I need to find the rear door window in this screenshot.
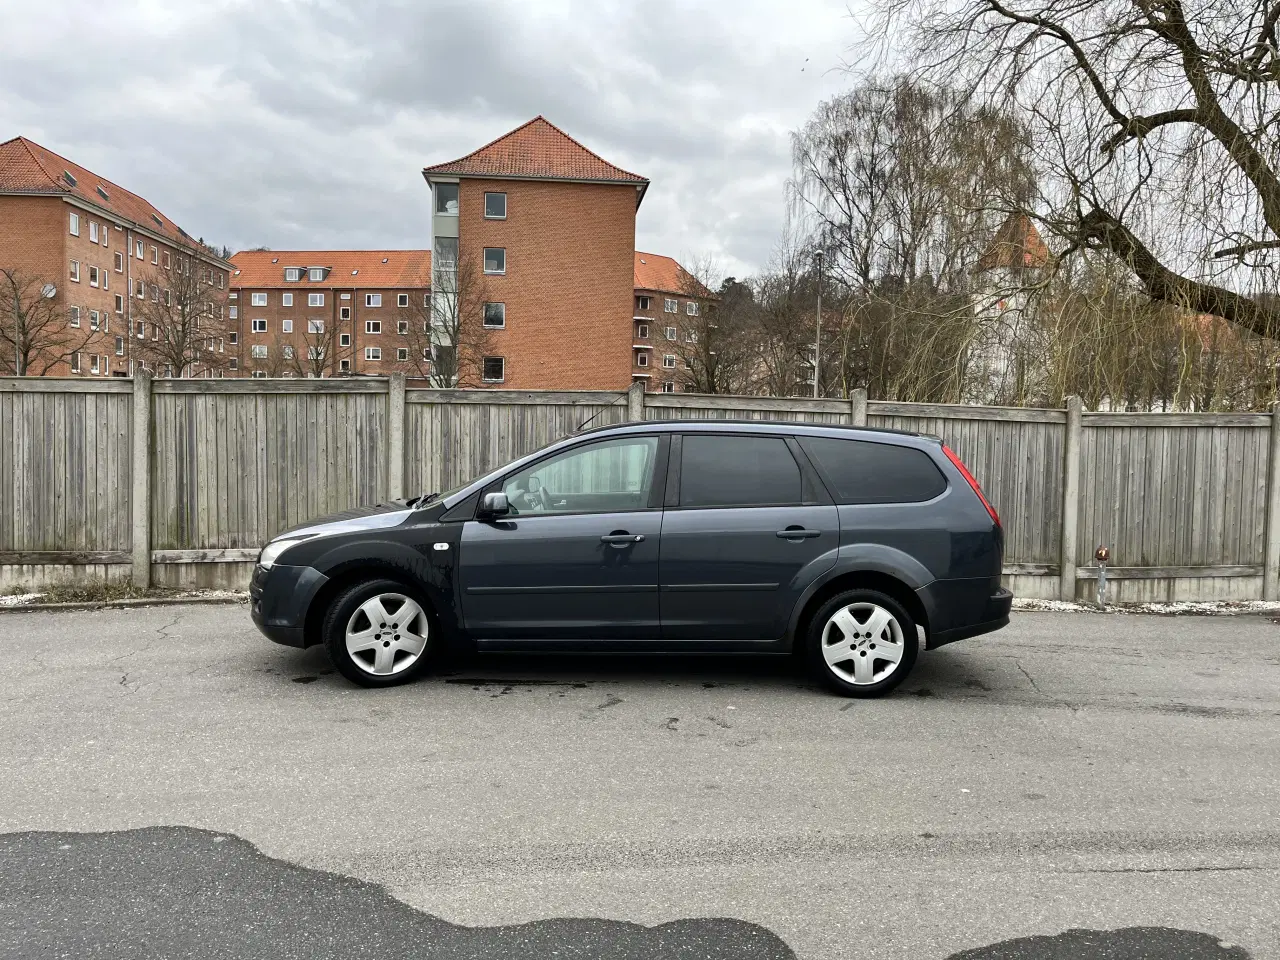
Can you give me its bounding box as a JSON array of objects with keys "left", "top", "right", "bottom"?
[
  {"left": 799, "top": 437, "right": 946, "bottom": 504},
  {"left": 679, "top": 435, "right": 801, "bottom": 507}
]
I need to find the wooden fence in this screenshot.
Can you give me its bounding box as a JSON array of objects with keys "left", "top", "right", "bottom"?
[{"left": 2, "top": 375, "right": 1277, "bottom": 602}]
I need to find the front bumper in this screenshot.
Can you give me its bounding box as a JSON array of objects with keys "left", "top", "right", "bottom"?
[
  {"left": 918, "top": 579, "right": 1013, "bottom": 649},
  {"left": 249, "top": 562, "right": 330, "bottom": 648}
]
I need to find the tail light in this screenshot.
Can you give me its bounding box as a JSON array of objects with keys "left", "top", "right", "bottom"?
[{"left": 942, "top": 444, "right": 1001, "bottom": 529}]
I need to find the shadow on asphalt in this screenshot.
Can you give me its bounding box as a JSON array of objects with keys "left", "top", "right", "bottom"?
[{"left": 0, "top": 827, "right": 1250, "bottom": 959}]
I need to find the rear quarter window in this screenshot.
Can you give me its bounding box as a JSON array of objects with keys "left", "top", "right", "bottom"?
[{"left": 799, "top": 436, "right": 947, "bottom": 504}]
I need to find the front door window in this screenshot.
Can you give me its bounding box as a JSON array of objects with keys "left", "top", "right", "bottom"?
[{"left": 502, "top": 437, "right": 659, "bottom": 515}]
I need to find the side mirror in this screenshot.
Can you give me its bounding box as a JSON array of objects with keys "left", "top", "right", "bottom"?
[{"left": 479, "top": 492, "right": 510, "bottom": 518}]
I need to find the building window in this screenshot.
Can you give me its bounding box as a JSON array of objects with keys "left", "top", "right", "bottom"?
[
  {"left": 636, "top": 352, "right": 649, "bottom": 367},
  {"left": 397, "top": 293, "right": 408, "bottom": 307},
  {"left": 434, "top": 182, "right": 459, "bottom": 215},
  {"left": 687, "top": 301, "right": 700, "bottom": 316},
  {"left": 217, "top": 272, "right": 224, "bottom": 289},
  {"left": 308, "top": 319, "right": 324, "bottom": 334},
  {"left": 163, "top": 251, "right": 171, "bottom": 269},
  {"left": 69, "top": 306, "right": 80, "bottom": 328},
  {"left": 366, "top": 293, "right": 382, "bottom": 307},
  {"left": 308, "top": 267, "right": 325, "bottom": 282},
  {"left": 151, "top": 245, "right": 159, "bottom": 264},
  {"left": 365, "top": 347, "right": 381, "bottom": 361},
  {"left": 251, "top": 292, "right": 267, "bottom": 306},
  {"left": 482, "top": 356, "right": 505, "bottom": 382},
  {"left": 665, "top": 326, "right": 676, "bottom": 340},
  {"left": 136, "top": 280, "right": 145, "bottom": 299},
  {"left": 637, "top": 323, "right": 649, "bottom": 339},
  {"left": 308, "top": 293, "right": 324, "bottom": 307},
  {"left": 284, "top": 268, "right": 302, "bottom": 282},
  {"left": 229, "top": 306, "right": 237, "bottom": 319},
  {"left": 484, "top": 192, "right": 507, "bottom": 219},
  {"left": 114, "top": 294, "right": 124, "bottom": 314},
  {"left": 339, "top": 333, "right": 351, "bottom": 346},
  {"left": 283, "top": 345, "right": 294, "bottom": 360},
  {"left": 397, "top": 347, "right": 409, "bottom": 361},
  {"left": 71, "top": 352, "right": 81, "bottom": 373},
  {"left": 282, "top": 319, "right": 293, "bottom": 333},
  {"left": 229, "top": 332, "right": 237, "bottom": 345},
  {"left": 663, "top": 354, "right": 676, "bottom": 368},
  {"left": 115, "top": 336, "right": 124, "bottom": 356},
  {"left": 135, "top": 240, "right": 144, "bottom": 260},
  {"left": 252, "top": 370, "right": 267, "bottom": 379},
  {"left": 339, "top": 359, "right": 351, "bottom": 372},
  {"left": 90, "top": 355, "right": 100, "bottom": 374},
  {"left": 340, "top": 306, "right": 351, "bottom": 320},
  {"left": 424, "top": 293, "right": 430, "bottom": 308},
  {"left": 102, "top": 272, "right": 108, "bottom": 291},
  {"left": 685, "top": 331, "right": 698, "bottom": 343},
  {"left": 483, "top": 248, "right": 506, "bottom": 274},
  {"left": 135, "top": 321, "right": 144, "bottom": 338},
  {"left": 89, "top": 221, "right": 99, "bottom": 243},
  {"left": 89, "top": 310, "right": 100, "bottom": 331},
  {"left": 664, "top": 298, "right": 677, "bottom": 313},
  {"left": 483, "top": 302, "right": 506, "bottom": 328},
  {"left": 69, "top": 260, "right": 80, "bottom": 282},
  {"left": 251, "top": 319, "right": 267, "bottom": 333},
  {"left": 88, "top": 266, "right": 99, "bottom": 287},
  {"left": 229, "top": 358, "right": 238, "bottom": 371},
  {"left": 661, "top": 381, "right": 675, "bottom": 393},
  {"left": 251, "top": 345, "right": 268, "bottom": 359},
  {"left": 282, "top": 293, "right": 293, "bottom": 307},
  {"left": 69, "top": 213, "right": 80, "bottom": 236},
  {"left": 636, "top": 296, "right": 651, "bottom": 311},
  {"left": 114, "top": 251, "right": 124, "bottom": 272},
  {"left": 366, "top": 320, "right": 381, "bottom": 334}
]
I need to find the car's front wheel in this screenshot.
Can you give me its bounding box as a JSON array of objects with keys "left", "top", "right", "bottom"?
[
  {"left": 323, "top": 578, "right": 433, "bottom": 687},
  {"left": 807, "top": 589, "right": 918, "bottom": 697}
]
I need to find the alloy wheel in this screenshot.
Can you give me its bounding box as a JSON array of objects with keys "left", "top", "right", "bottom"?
[
  {"left": 344, "top": 593, "right": 428, "bottom": 676},
  {"left": 820, "top": 601, "right": 906, "bottom": 685}
]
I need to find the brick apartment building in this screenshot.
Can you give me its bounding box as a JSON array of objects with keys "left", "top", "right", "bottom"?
[
  {"left": 228, "top": 251, "right": 432, "bottom": 377},
  {"left": 422, "top": 116, "right": 649, "bottom": 390},
  {"left": 0, "top": 136, "right": 232, "bottom": 378},
  {"left": 632, "top": 251, "right": 706, "bottom": 392}
]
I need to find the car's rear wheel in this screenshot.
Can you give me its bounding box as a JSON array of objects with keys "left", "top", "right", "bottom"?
[
  {"left": 323, "top": 578, "right": 433, "bottom": 688},
  {"left": 807, "top": 589, "right": 918, "bottom": 697}
]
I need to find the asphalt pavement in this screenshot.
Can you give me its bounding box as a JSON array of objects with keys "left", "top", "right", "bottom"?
[{"left": 0, "top": 604, "right": 1277, "bottom": 958}]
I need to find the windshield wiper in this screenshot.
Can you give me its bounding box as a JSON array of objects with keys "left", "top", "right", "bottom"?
[{"left": 408, "top": 491, "right": 439, "bottom": 508}]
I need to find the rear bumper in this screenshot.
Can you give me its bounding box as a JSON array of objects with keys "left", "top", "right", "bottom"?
[
  {"left": 249, "top": 563, "right": 329, "bottom": 648},
  {"left": 917, "top": 580, "right": 1013, "bottom": 650}
]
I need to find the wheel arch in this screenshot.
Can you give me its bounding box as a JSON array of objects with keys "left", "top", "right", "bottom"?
[{"left": 788, "top": 568, "right": 931, "bottom": 653}]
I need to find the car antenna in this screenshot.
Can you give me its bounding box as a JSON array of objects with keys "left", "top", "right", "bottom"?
[{"left": 574, "top": 391, "right": 628, "bottom": 435}]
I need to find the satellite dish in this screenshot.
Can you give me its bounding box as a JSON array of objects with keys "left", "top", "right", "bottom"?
[{"left": 41, "top": 284, "right": 57, "bottom": 299}]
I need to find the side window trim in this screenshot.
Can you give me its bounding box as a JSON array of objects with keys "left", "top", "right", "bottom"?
[
  {"left": 663, "top": 434, "right": 682, "bottom": 508},
  {"left": 784, "top": 436, "right": 833, "bottom": 506},
  {"left": 673, "top": 432, "right": 807, "bottom": 510},
  {"left": 481, "top": 435, "right": 667, "bottom": 517}
]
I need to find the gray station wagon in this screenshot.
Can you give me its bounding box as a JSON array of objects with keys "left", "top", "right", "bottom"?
[{"left": 250, "top": 420, "right": 1012, "bottom": 697}]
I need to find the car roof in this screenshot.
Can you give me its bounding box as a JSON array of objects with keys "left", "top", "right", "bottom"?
[{"left": 575, "top": 418, "right": 928, "bottom": 443}]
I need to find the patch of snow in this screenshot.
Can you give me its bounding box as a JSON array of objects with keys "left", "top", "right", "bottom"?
[
  {"left": 1013, "top": 597, "right": 1280, "bottom": 616},
  {"left": 0, "top": 593, "right": 45, "bottom": 607}
]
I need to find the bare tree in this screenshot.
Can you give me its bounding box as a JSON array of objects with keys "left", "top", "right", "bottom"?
[
  {"left": 288, "top": 319, "right": 347, "bottom": 378},
  {"left": 866, "top": 0, "right": 1280, "bottom": 337},
  {"left": 666, "top": 259, "right": 759, "bottom": 395},
  {"left": 0, "top": 267, "right": 94, "bottom": 375},
  {"left": 131, "top": 254, "right": 231, "bottom": 377},
  {"left": 404, "top": 253, "right": 493, "bottom": 386}
]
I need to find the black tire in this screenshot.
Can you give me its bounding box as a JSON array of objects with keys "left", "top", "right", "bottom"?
[
  {"left": 806, "top": 588, "right": 919, "bottom": 698},
  {"left": 322, "top": 577, "right": 434, "bottom": 688}
]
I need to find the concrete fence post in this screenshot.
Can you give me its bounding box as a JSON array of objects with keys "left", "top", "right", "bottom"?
[
  {"left": 387, "top": 373, "right": 407, "bottom": 500},
  {"left": 1059, "top": 396, "right": 1083, "bottom": 602},
  {"left": 626, "top": 381, "right": 645, "bottom": 422},
  {"left": 850, "top": 388, "right": 868, "bottom": 427},
  {"left": 1265, "top": 401, "right": 1280, "bottom": 600},
  {"left": 131, "top": 371, "right": 152, "bottom": 589}
]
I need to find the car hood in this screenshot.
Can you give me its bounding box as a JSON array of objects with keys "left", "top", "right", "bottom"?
[{"left": 272, "top": 502, "right": 413, "bottom": 543}]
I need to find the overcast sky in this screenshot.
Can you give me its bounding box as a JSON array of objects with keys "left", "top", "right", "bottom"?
[{"left": 1, "top": 0, "right": 861, "bottom": 277}]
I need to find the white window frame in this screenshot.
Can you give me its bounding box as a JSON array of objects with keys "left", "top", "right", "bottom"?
[
  {"left": 482, "top": 356, "right": 505, "bottom": 383},
  {"left": 88, "top": 265, "right": 99, "bottom": 288},
  {"left": 340, "top": 306, "right": 351, "bottom": 320},
  {"left": 284, "top": 268, "right": 302, "bottom": 282},
  {"left": 308, "top": 267, "right": 325, "bottom": 282},
  {"left": 252, "top": 370, "right": 267, "bottom": 379},
  {"left": 282, "top": 345, "right": 294, "bottom": 360},
  {"left": 250, "top": 344, "right": 268, "bottom": 359},
  {"left": 71, "top": 352, "right": 81, "bottom": 373},
  {"left": 151, "top": 245, "right": 158, "bottom": 264},
  {"left": 483, "top": 247, "right": 506, "bottom": 275},
  {"left": 69, "top": 306, "right": 81, "bottom": 328},
  {"left": 662, "top": 381, "right": 675, "bottom": 393},
  {"left": 89, "top": 310, "right": 99, "bottom": 331},
  {"left": 484, "top": 191, "right": 507, "bottom": 219},
  {"left": 663, "top": 354, "right": 677, "bottom": 369},
  {"left": 282, "top": 319, "right": 293, "bottom": 333},
  {"left": 339, "top": 359, "right": 351, "bottom": 372},
  {"left": 397, "top": 293, "right": 409, "bottom": 307},
  {"left": 135, "top": 280, "right": 145, "bottom": 300},
  {"left": 366, "top": 320, "right": 381, "bottom": 334},
  {"left": 686, "top": 301, "right": 700, "bottom": 316},
  {"left": 250, "top": 292, "right": 267, "bottom": 306},
  {"left": 163, "top": 251, "right": 171, "bottom": 269},
  {"left": 115, "top": 336, "right": 125, "bottom": 356},
  {"left": 89, "top": 221, "right": 99, "bottom": 243},
  {"left": 636, "top": 296, "right": 651, "bottom": 311},
  {"left": 637, "top": 323, "right": 649, "bottom": 339},
  {"left": 114, "top": 251, "right": 124, "bottom": 273},
  {"left": 69, "top": 260, "right": 80, "bottom": 282},
  {"left": 397, "top": 320, "right": 408, "bottom": 335},
  {"left": 135, "top": 240, "right": 144, "bottom": 260},
  {"left": 282, "top": 293, "right": 293, "bottom": 307},
  {"left": 251, "top": 318, "right": 267, "bottom": 333},
  {"left": 308, "top": 293, "right": 324, "bottom": 307},
  {"left": 397, "top": 347, "right": 409, "bottom": 361},
  {"left": 665, "top": 326, "right": 676, "bottom": 340},
  {"left": 664, "top": 298, "right": 677, "bottom": 313},
  {"left": 308, "top": 319, "right": 324, "bottom": 334},
  {"left": 69, "top": 213, "right": 80, "bottom": 236},
  {"left": 228, "top": 306, "right": 237, "bottom": 319},
  {"left": 114, "top": 294, "right": 124, "bottom": 315},
  {"left": 483, "top": 302, "right": 506, "bottom": 328},
  {"left": 636, "top": 352, "right": 649, "bottom": 367},
  {"left": 365, "top": 347, "right": 381, "bottom": 361},
  {"left": 90, "top": 354, "right": 100, "bottom": 374},
  {"left": 365, "top": 293, "right": 382, "bottom": 308}
]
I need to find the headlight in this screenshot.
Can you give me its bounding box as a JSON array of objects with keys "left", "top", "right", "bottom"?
[{"left": 257, "top": 536, "right": 314, "bottom": 570}]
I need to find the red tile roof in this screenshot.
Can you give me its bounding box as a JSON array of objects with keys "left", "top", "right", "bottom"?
[
  {"left": 975, "top": 213, "right": 1052, "bottom": 272},
  {"left": 424, "top": 117, "right": 648, "bottom": 200},
  {"left": 0, "top": 135, "right": 220, "bottom": 258},
  {"left": 230, "top": 250, "right": 432, "bottom": 289},
  {"left": 633, "top": 251, "right": 707, "bottom": 296}
]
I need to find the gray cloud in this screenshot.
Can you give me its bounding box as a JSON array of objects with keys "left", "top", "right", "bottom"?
[{"left": 0, "top": 0, "right": 858, "bottom": 275}]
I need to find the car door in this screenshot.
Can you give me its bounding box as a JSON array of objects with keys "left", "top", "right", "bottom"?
[
  {"left": 459, "top": 434, "right": 667, "bottom": 642},
  {"left": 659, "top": 432, "right": 838, "bottom": 642}
]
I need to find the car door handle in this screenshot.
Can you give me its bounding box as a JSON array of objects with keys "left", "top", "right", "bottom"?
[
  {"left": 776, "top": 528, "right": 821, "bottom": 540},
  {"left": 601, "top": 534, "right": 644, "bottom": 545}
]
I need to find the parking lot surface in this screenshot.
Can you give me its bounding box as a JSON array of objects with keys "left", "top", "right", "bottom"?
[{"left": 0, "top": 605, "right": 1277, "bottom": 958}]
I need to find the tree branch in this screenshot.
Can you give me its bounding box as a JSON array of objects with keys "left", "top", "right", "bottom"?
[{"left": 1099, "top": 109, "right": 1199, "bottom": 154}]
